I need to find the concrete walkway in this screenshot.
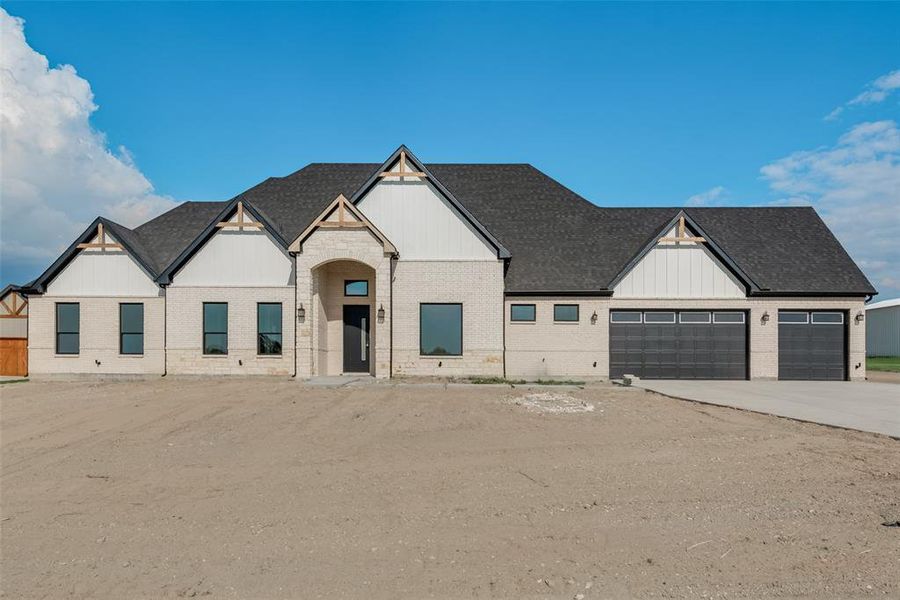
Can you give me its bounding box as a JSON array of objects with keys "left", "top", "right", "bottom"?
[{"left": 632, "top": 380, "right": 900, "bottom": 438}]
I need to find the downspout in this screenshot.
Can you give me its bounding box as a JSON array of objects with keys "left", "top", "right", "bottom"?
[
  {"left": 389, "top": 256, "right": 395, "bottom": 378},
  {"left": 291, "top": 252, "right": 298, "bottom": 378},
  {"left": 162, "top": 285, "right": 167, "bottom": 377}
]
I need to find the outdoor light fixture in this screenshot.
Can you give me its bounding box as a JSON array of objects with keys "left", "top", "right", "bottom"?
[
  {"left": 377, "top": 304, "right": 385, "bottom": 322},
  {"left": 761, "top": 311, "right": 770, "bottom": 323},
  {"left": 855, "top": 311, "right": 864, "bottom": 324},
  {"left": 591, "top": 311, "right": 598, "bottom": 324},
  {"left": 297, "top": 304, "right": 305, "bottom": 321}
]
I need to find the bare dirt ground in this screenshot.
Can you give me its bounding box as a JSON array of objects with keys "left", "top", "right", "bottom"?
[{"left": 1, "top": 379, "right": 898, "bottom": 599}]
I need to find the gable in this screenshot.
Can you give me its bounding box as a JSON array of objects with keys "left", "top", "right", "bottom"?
[
  {"left": 171, "top": 205, "right": 293, "bottom": 287},
  {"left": 613, "top": 223, "right": 746, "bottom": 298},
  {"left": 356, "top": 155, "right": 497, "bottom": 260},
  {"left": 45, "top": 231, "right": 160, "bottom": 297}
]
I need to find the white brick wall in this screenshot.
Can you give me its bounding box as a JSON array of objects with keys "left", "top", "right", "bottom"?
[
  {"left": 505, "top": 296, "right": 867, "bottom": 381},
  {"left": 392, "top": 260, "right": 504, "bottom": 377},
  {"left": 28, "top": 296, "right": 165, "bottom": 375},
  {"left": 166, "top": 287, "right": 295, "bottom": 375}
]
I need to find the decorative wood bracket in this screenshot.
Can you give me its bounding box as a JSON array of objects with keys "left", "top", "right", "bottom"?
[
  {"left": 0, "top": 292, "right": 27, "bottom": 318},
  {"left": 216, "top": 201, "right": 265, "bottom": 230},
  {"left": 658, "top": 215, "right": 706, "bottom": 244},
  {"left": 377, "top": 150, "right": 426, "bottom": 179},
  {"left": 289, "top": 194, "right": 397, "bottom": 253},
  {"left": 314, "top": 194, "right": 367, "bottom": 229},
  {"left": 76, "top": 222, "right": 124, "bottom": 250}
]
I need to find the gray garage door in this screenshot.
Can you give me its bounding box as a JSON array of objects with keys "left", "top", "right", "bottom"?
[
  {"left": 610, "top": 311, "right": 747, "bottom": 379},
  {"left": 778, "top": 311, "right": 846, "bottom": 381}
]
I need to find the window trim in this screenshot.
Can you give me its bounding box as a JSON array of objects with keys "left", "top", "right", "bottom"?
[
  {"left": 811, "top": 311, "right": 844, "bottom": 325},
  {"left": 679, "top": 311, "right": 711, "bottom": 324},
  {"left": 553, "top": 304, "right": 580, "bottom": 323},
  {"left": 202, "top": 302, "right": 228, "bottom": 356},
  {"left": 713, "top": 312, "right": 745, "bottom": 324},
  {"left": 419, "top": 302, "right": 463, "bottom": 357},
  {"left": 610, "top": 311, "right": 642, "bottom": 324},
  {"left": 643, "top": 311, "right": 676, "bottom": 324},
  {"left": 257, "top": 302, "right": 283, "bottom": 356},
  {"left": 55, "top": 302, "right": 80, "bottom": 355},
  {"left": 778, "top": 311, "right": 809, "bottom": 325},
  {"left": 119, "top": 302, "right": 144, "bottom": 356},
  {"left": 344, "top": 280, "right": 369, "bottom": 297},
  {"left": 510, "top": 303, "right": 536, "bottom": 322}
]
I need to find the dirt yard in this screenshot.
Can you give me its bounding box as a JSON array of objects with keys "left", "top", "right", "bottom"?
[{"left": 1, "top": 379, "right": 897, "bottom": 599}]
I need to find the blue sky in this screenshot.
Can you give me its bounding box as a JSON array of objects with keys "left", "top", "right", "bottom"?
[{"left": 1, "top": 2, "right": 898, "bottom": 295}]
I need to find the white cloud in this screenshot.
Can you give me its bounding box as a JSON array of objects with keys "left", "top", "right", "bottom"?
[
  {"left": 686, "top": 186, "right": 726, "bottom": 206},
  {"left": 761, "top": 120, "right": 900, "bottom": 298},
  {"left": 825, "top": 68, "right": 900, "bottom": 121},
  {"left": 0, "top": 8, "right": 178, "bottom": 275}
]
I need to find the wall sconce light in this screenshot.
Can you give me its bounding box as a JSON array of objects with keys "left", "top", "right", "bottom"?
[
  {"left": 591, "top": 311, "right": 598, "bottom": 324},
  {"left": 377, "top": 304, "right": 385, "bottom": 322},
  {"left": 761, "top": 311, "right": 770, "bottom": 324},
  {"left": 855, "top": 311, "right": 864, "bottom": 324},
  {"left": 297, "top": 304, "right": 305, "bottom": 321}
]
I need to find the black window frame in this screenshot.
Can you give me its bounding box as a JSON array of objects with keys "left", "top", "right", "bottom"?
[
  {"left": 553, "top": 304, "right": 579, "bottom": 322},
  {"left": 119, "top": 302, "right": 144, "bottom": 356},
  {"left": 419, "top": 302, "right": 463, "bottom": 357},
  {"left": 344, "top": 280, "right": 369, "bottom": 297},
  {"left": 510, "top": 303, "right": 536, "bottom": 322},
  {"left": 55, "top": 302, "right": 80, "bottom": 355},
  {"left": 202, "top": 302, "right": 228, "bottom": 355},
  {"left": 257, "top": 302, "right": 283, "bottom": 356}
]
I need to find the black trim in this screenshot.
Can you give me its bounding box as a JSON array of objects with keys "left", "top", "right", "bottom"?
[
  {"left": 607, "top": 210, "right": 760, "bottom": 294},
  {"left": 30, "top": 217, "right": 159, "bottom": 294},
  {"left": 344, "top": 280, "right": 369, "bottom": 297},
  {"left": 509, "top": 303, "right": 536, "bottom": 322},
  {"left": 202, "top": 302, "right": 228, "bottom": 356},
  {"left": 506, "top": 290, "right": 613, "bottom": 297},
  {"left": 749, "top": 291, "right": 872, "bottom": 298},
  {"left": 157, "top": 199, "right": 288, "bottom": 285},
  {"left": 553, "top": 304, "right": 580, "bottom": 322},
  {"left": 349, "top": 145, "right": 512, "bottom": 259},
  {"left": 119, "top": 302, "right": 144, "bottom": 356},
  {"left": 55, "top": 302, "right": 80, "bottom": 355},
  {"left": 419, "top": 302, "right": 463, "bottom": 357},
  {"left": 257, "top": 302, "right": 283, "bottom": 356}
]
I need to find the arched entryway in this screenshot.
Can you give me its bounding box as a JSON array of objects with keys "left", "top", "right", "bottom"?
[{"left": 310, "top": 259, "right": 378, "bottom": 376}]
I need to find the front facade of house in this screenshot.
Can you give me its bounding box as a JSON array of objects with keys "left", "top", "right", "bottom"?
[{"left": 21, "top": 147, "right": 876, "bottom": 381}]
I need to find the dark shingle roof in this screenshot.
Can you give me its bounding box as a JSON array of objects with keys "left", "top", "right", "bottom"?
[
  {"left": 88, "top": 163, "right": 874, "bottom": 296},
  {"left": 134, "top": 201, "right": 228, "bottom": 273}
]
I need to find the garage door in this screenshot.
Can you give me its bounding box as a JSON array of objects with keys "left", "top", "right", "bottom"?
[
  {"left": 610, "top": 311, "right": 747, "bottom": 379},
  {"left": 778, "top": 311, "right": 846, "bottom": 381}
]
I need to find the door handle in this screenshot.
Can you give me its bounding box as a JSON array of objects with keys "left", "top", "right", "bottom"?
[{"left": 361, "top": 317, "right": 367, "bottom": 361}]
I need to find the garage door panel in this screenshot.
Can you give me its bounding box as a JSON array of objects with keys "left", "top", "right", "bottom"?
[
  {"left": 777, "top": 311, "right": 845, "bottom": 381},
  {"left": 610, "top": 311, "right": 747, "bottom": 380}
]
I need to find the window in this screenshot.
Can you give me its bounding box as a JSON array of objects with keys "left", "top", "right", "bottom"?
[
  {"left": 713, "top": 312, "right": 745, "bottom": 324},
  {"left": 644, "top": 311, "right": 675, "bottom": 323},
  {"left": 553, "top": 304, "right": 579, "bottom": 322},
  {"left": 679, "top": 312, "right": 711, "bottom": 324},
  {"left": 258, "top": 303, "right": 283, "bottom": 355},
  {"left": 420, "top": 303, "right": 462, "bottom": 356},
  {"left": 56, "top": 303, "right": 79, "bottom": 355},
  {"left": 203, "top": 303, "right": 228, "bottom": 355},
  {"left": 778, "top": 312, "right": 808, "bottom": 324},
  {"left": 344, "top": 280, "right": 368, "bottom": 297},
  {"left": 119, "top": 303, "right": 144, "bottom": 355},
  {"left": 812, "top": 312, "right": 843, "bottom": 324},
  {"left": 510, "top": 304, "right": 536, "bottom": 322},
  {"left": 610, "top": 311, "right": 642, "bottom": 323}
]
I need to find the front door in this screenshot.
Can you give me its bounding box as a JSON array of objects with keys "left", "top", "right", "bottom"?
[{"left": 343, "top": 305, "right": 370, "bottom": 373}]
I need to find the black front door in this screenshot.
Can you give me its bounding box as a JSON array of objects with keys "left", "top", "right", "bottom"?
[{"left": 343, "top": 305, "right": 370, "bottom": 373}]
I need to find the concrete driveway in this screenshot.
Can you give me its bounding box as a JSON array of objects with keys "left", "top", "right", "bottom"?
[{"left": 633, "top": 380, "right": 900, "bottom": 438}]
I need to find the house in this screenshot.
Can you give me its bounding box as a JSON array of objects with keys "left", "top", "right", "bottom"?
[
  {"left": 20, "top": 146, "right": 875, "bottom": 381},
  {"left": 0, "top": 284, "right": 29, "bottom": 376},
  {"left": 865, "top": 298, "right": 900, "bottom": 357}
]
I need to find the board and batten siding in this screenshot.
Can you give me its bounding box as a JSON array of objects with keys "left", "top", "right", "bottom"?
[
  {"left": 45, "top": 233, "right": 160, "bottom": 297},
  {"left": 171, "top": 223, "right": 294, "bottom": 287},
  {"left": 613, "top": 228, "right": 745, "bottom": 299},
  {"left": 356, "top": 178, "right": 496, "bottom": 260}
]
